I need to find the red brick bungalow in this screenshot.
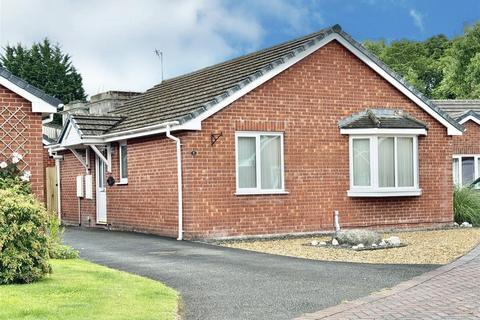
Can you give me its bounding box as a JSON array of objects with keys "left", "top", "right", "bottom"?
[
  {"left": 435, "top": 100, "right": 480, "bottom": 186},
  {"left": 0, "top": 66, "right": 60, "bottom": 203},
  {"left": 48, "top": 25, "right": 464, "bottom": 240}
]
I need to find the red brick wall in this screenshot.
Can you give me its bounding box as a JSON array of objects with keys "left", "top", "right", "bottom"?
[
  {"left": 453, "top": 121, "right": 480, "bottom": 154},
  {"left": 104, "top": 137, "right": 179, "bottom": 237},
  {"left": 59, "top": 138, "right": 179, "bottom": 237},
  {"left": 0, "top": 84, "right": 44, "bottom": 201},
  {"left": 180, "top": 40, "right": 453, "bottom": 238},
  {"left": 59, "top": 151, "right": 96, "bottom": 225},
  {"left": 59, "top": 40, "right": 454, "bottom": 238}
]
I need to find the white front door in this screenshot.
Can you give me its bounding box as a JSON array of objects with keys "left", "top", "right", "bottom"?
[{"left": 96, "top": 154, "right": 107, "bottom": 224}]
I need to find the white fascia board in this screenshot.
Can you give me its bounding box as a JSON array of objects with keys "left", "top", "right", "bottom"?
[
  {"left": 0, "top": 76, "right": 58, "bottom": 113},
  {"left": 459, "top": 115, "right": 480, "bottom": 126},
  {"left": 332, "top": 36, "right": 462, "bottom": 136},
  {"left": 340, "top": 128, "right": 427, "bottom": 135},
  {"left": 101, "top": 121, "right": 199, "bottom": 143}
]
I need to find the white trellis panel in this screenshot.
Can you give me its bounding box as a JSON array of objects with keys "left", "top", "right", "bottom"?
[{"left": 0, "top": 105, "right": 29, "bottom": 171}]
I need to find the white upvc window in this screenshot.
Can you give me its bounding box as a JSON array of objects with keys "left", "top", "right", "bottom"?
[
  {"left": 235, "top": 132, "right": 286, "bottom": 195},
  {"left": 348, "top": 135, "right": 420, "bottom": 197},
  {"left": 118, "top": 140, "right": 128, "bottom": 184},
  {"left": 452, "top": 155, "right": 480, "bottom": 187}
]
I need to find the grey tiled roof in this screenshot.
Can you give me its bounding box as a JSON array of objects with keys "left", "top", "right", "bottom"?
[
  {"left": 109, "top": 26, "right": 334, "bottom": 133},
  {"left": 0, "top": 66, "right": 62, "bottom": 107},
  {"left": 455, "top": 109, "right": 480, "bottom": 123},
  {"left": 72, "top": 114, "right": 124, "bottom": 136},
  {"left": 433, "top": 100, "right": 480, "bottom": 119},
  {"left": 338, "top": 109, "right": 427, "bottom": 129},
  {"left": 101, "top": 24, "right": 461, "bottom": 135},
  {"left": 58, "top": 114, "right": 124, "bottom": 143}
]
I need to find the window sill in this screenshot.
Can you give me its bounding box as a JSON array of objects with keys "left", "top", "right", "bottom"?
[
  {"left": 116, "top": 181, "right": 128, "bottom": 186},
  {"left": 347, "top": 189, "right": 422, "bottom": 197},
  {"left": 235, "top": 190, "right": 289, "bottom": 196}
]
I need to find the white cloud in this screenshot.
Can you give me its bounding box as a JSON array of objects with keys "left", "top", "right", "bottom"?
[
  {"left": 0, "top": 0, "right": 323, "bottom": 97},
  {"left": 409, "top": 9, "right": 425, "bottom": 32}
]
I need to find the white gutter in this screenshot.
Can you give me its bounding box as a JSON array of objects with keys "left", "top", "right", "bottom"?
[
  {"left": 165, "top": 122, "right": 183, "bottom": 240},
  {"left": 92, "top": 120, "right": 200, "bottom": 142}
]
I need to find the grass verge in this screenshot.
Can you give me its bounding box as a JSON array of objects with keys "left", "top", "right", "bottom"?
[
  {"left": 0, "top": 259, "right": 178, "bottom": 320},
  {"left": 223, "top": 228, "right": 480, "bottom": 265}
]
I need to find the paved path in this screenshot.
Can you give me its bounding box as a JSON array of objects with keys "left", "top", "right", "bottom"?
[
  {"left": 296, "top": 244, "right": 480, "bottom": 320},
  {"left": 63, "top": 228, "right": 434, "bottom": 320}
]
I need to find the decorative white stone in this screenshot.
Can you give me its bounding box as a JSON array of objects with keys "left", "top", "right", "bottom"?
[
  {"left": 385, "top": 236, "right": 401, "bottom": 246},
  {"left": 461, "top": 222, "right": 473, "bottom": 228},
  {"left": 357, "top": 244, "right": 364, "bottom": 249},
  {"left": 352, "top": 245, "right": 358, "bottom": 250},
  {"left": 379, "top": 240, "right": 387, "bottom": 246},
  {"left": 331, "top": 239, "right": 339, "bottom": 246},
  {"left": 319, "top": 241, "right": 327, "bottom": 246},
  {"left": 371, "top": 243, "right": 378, "bottom": 248},
  {"left": 453, "top": 222, "right": 459, "bottom": 227},
  {"left": 311, "top": 240, "right": 319, "bottom": 246}
]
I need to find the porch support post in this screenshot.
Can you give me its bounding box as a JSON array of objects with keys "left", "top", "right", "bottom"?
[
  {"left": 69, "top": 148, "right": 89, "bottom": 173},
  {"left": 90, "top": 144, "right": 112, "bottom": 173}
]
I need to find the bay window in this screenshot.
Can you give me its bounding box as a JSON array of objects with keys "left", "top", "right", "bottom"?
[
  {"left": 348, "top": 135, "right": 420, "bottom": 196},
  {"left": 235, "top": 132, "right": 285, "bottom": 194}
]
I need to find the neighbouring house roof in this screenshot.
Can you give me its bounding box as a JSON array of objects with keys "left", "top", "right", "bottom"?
[
  {"left": 52, "top": 24, "right": 464, "bottom": 149},
  {"left": 338, "top": 109, "right": 427, "bottom": 130},
  {"left": 0, "top": 66, "right": 62, "bottom": 112},
  {"left": 433, "top": 100, "right": 480, "bottom": 121},
  {"left": 454, "top": 109, "right": 480, "bottom": 126}
]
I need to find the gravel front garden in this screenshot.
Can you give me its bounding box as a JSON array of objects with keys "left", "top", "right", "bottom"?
[{"left": 221, "top": 228, "right": 480, "bottom": 264}]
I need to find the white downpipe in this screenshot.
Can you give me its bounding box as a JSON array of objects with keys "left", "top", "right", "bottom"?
[{"left": 166, "top": 124, "right": 183, "bottom": 241}]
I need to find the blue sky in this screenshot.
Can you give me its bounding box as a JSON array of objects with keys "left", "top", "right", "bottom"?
[
  {"left": 1, "top": 0, "right": 479, "bottom": 96},
  {"left": 236, "top": 0, "right": 480, "bottom": 50}
]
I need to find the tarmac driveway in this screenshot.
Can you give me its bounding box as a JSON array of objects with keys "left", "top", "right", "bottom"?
[{"left": 63, "top": 228, "right": 436, "bottom": 320}]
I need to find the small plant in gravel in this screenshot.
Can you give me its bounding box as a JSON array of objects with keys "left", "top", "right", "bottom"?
[
  {"left": 334, "top": 229, "right": 382, "bottom": 246},
  {"left": 453, "top": 186, "right": 480, "bottom": 226}
]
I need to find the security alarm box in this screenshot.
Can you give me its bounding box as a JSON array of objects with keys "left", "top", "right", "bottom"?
[
  {"left": 76, "top": 175, "right": 84, "bottom": 198},
  {"left": 84, "top": 175, "right": 93, "bottom": 199}
]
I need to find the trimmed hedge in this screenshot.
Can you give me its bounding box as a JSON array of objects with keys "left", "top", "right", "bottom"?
[{"left": 0, "top": 188, "right": 51, "bottom": 284}]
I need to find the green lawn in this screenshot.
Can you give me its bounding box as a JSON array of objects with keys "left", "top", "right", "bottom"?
[{"left": 0, "top": 259, "right": 179, "bottom": 320}]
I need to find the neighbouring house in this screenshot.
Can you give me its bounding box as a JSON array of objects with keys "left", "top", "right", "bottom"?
[
  {"left": 48, "top": 25, "right": 464, "bottom": 240},
  {"left": 0, "top": 66, "right": 60, "bottom": 203},
  {"left": 434, "top": 100, "right": 480, "bottom": 187}
]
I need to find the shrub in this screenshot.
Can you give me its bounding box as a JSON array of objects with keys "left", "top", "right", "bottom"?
[
  {"left": 0, "top": 188, "right": 51, "bottom": 284},
  {"left": 0, "top": 177, "right": 31, "bottom": 195},
  {"left": 49, "top": 244, "right": 79, "bottom": 259},
  {"left": 47, "top": 215, "right": 79, "bottom": 259},
  {"left": 453, "top": 186, "right": 480, "bottom": 226},
  {"left": 335, "top": 229, "right": 381, "bottom": 246}
]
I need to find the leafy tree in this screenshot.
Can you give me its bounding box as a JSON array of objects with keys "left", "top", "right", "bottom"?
[
  {"left": 364, "top": 36, "right": 450, "bottom": 98},
  {"left": 363, "top": 22, "right": 480, "bottom": 99},
  {"left": 434, "top": 23, "right": 480, "bottom": 99},
  {"left": 0, "top": 39, "right": 86, "bottom": 106}
]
